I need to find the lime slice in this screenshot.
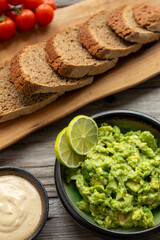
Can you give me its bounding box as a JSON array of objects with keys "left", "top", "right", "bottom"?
[
  {"left": 54, "top": 127, "right": 84, "bottom": 168},
  {"left": 66, "top": 115, "right": 98, "bottom": 155}
]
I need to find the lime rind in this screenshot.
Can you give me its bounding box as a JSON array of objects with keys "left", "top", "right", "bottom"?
[
  {"left": 66, "top": 115, "right": 98, "bottom": 155},
  {"left": 54, "top": 127, "right": 84, "bottom": 168},
  {"left": 54, "top": 115, "right": 98, "bottom": 168}
]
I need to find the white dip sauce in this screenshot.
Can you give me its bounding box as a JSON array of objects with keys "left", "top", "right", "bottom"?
[{"left": 0, "top": 175, "right": 42, "bottom": 240}]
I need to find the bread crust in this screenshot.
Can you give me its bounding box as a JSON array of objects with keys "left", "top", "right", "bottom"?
[
  {"left": 133, "top": 4, "right": 160, "bottom": 32},
  {"left": 78, "top": 10, "right": 142, "bottom": 59},
  {"left": 10, "top": 43, "right": 66, "bottom": 95},
  {"left": 0, "top": 92, "right": 58, "bottom": 123},
  {"left": 45, "top": 25, "right": 118, "bottom": 78},
  {"left": 78, "top": 15, "right": 110, "bottom": 59},
  {"left": 46, "top": 37, "right": 76, "bottom": 77},
  {"left": 10, "top": 42, "right": 93, "bottom": 95},
  {"left": 0, "top": 60, "right": 59, "bottom": 123},
  {"left": 10, "top": 49, "right": 41, "bottom": 95},
  {"left": 107, "top": 5, "right": 160, "bottom": 43}
]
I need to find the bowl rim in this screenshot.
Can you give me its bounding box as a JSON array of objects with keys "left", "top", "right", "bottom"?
[
  {"left": 55, "top": 110, "right": 160, "bottom": 239},
  {"left": 0, "top": 166, "right": 49, "bottom": 240}
]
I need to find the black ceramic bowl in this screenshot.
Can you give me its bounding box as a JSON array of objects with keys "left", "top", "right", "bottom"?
[
  {"left": 55, "top": 110, "right": 160, "bottom": 240},
  {"left": 0, "top": 166, "right": 49, "bottom": 240}
]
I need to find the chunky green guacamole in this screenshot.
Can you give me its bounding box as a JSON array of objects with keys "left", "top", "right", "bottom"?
[{"left": 66, "top": 123, "right": 160, "bottom": 229}]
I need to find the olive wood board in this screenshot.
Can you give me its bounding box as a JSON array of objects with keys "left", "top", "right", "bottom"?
[{"left": 0, "top": 0, "right": 160, "bottom": 150}]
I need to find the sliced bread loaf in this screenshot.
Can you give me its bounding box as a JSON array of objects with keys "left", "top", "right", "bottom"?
[
  {"left": 10, "top": 42, "right": 93, "bottom": 95},
  {"left": 107, "top": 5, "right": 160, "bottom": 43},
  {"left": 0, "top": 60, "right": 59, "bottom": 123},
  {"left": 133, "top": 4, "right": 160, "bottom": 32},
  {"left": 78, "top": 10, "right": 142, "bottom": 59},
  {"left": 45, "top": 25, "right": 118, "bottom": 78}
]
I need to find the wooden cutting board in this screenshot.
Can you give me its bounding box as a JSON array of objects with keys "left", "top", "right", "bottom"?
[{"left": 0, "top": 0, "right": 160, "bottom": 150}]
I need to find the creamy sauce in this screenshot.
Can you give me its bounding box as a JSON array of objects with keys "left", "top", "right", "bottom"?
[{"left": 0, "top": 175, "right": 42, "bottom": 240}]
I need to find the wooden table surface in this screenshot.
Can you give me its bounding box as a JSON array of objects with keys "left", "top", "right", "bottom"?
[{"left": 1, "top": 1, "right": 160, "bottom": 239}]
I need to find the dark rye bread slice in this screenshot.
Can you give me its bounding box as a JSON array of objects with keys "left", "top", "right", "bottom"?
[
  {"left": 46, "top": 25, "right": 118, "bottom": 78},
  {"left": 133, "top": 4, "right": 160, "bottom": 32},
  {"left": 78, "top": 11, "right": 142, "bottom": 59},
  {"left": 10, "top": 42, "right": 93, "bottom": 95},
  {"left": 0, "top": 60, "right": 59, "bottom": 123},
  {"left": 107, "top": 5, "right": 160, "bottom": 44}
]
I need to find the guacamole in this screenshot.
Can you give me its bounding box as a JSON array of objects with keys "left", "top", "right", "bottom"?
[{"left": 66, "top": 123, "right": 160, "bottom": 229}]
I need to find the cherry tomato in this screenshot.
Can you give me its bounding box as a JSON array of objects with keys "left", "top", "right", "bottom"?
[
  {"left": 0, "top": 16, "right": 16, "bottom": 40},
  {"left": 8, "top": 0, "right": 25, "bottom": 6},
  {"left": 43, "top": 0, "right": 57, "bottom": 10},
  {"left": 35, "top": 4, "right": 54, "bottom": 26},
  {"left": 24, "top": 0, "right": 43, "bottom": 11},
  {"left": 0, "top": 0, "right": 8, "bottom": 14},
  {"left": 5, "top": 4, "right": 17, "bottom": 20},
  {"left": 15, "top": 9, "right": 36, "bottom": 31}
]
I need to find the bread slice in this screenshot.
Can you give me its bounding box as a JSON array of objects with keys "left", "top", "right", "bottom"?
[
  {"left": 78, "top": 10, "right": 142, "bottom": 59},
  {"left": 46, "top": 25, "right": 118, "bottom": 78},
  {"left": 133, "top": 4, "right": 160, "bottom": 32},
  {"left": 0, "top": 60, "right": 59, "bottom": 123},
  {"left": 10, "top": 42, "right": 93, "bottom": 95},
  {"left": 107, "top": 5, "right": 160, "bottom": 43}
]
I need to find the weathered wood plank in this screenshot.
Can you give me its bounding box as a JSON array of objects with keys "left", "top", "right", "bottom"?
[
  {"left": 134, "top": 76, "right": 160, "bottom": 88},
  {"left": 42, "top": 198, "right": 104, "bottom": 240},
  {"left": 0, "top": 0, "right": 160, "bottom": 239},
  {"left": 40, "top": 198, "right": 160, "bottom": 240},
  {"left": 0, "top": 64, "right": 159, "bottom": 239},
  {"left": 0, "top": 1, "right": 160, "bottom": 150},
  {"left": 1, "top": 84, "right": 160, "bottom": 184},
  {"left": 55, "top": 0, "right": 84, "bottom": 7}
]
